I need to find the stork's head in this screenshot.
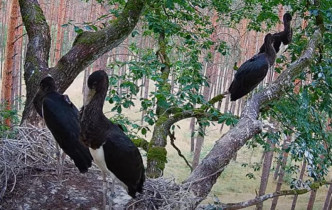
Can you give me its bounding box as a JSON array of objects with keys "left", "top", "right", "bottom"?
[
  {"left": 283, "top": 13, "right": 292, "bottom": 23},
  {"left": 84, "top": 70, "right": 109, "bottom": 106},
  {"left": 40, "top": 75, "right": 56, "bottom": 92}
]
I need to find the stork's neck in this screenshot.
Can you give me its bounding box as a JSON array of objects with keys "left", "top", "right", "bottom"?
[
  {"left": 264, "top": 42, "right": 276, "bottom": 66},
  {"left": 284, "top": 21, "right": 291, "bottom": 32},
  {"left": 85, "top": 91, "right": 106, "bottom": 113}
]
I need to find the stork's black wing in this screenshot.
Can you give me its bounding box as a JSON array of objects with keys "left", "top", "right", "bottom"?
[
  {"left": 103, "top": 123, "right": 145, "bottom": 197},
  {"left": 42, "top": 92, "right": 93, "bottom": 173},
  {"left": 229, "top": 54, "right": 269, "bottom": 101}
]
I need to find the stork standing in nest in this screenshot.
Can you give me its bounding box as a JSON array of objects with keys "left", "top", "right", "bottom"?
[
  {"left": 33, "top": 76, "right": 93, "bottom": 177},
  {"left": 80, "top": 70, "right": 145, "bottom": 209}
]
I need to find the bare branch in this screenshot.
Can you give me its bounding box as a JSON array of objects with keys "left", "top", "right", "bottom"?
[
  {"left": 169, "top": 131, "right": 193, "bottom": 171},
  {"left": 200, "top": 188, "right": 312, "bottom": 210}
]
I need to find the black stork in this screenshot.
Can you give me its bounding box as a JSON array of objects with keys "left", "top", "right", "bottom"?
[
  {"left": 79, "top": 70, "right": 145, "bottom": 208},
  {"left": 259, "top": 12, "right": 293, "bottom": 54},
  {"left": 229, "top": 33, "right": 276, "bottom": 101},
  {"left": 33, "top": 76, "right": 93, "bottom": 175}
]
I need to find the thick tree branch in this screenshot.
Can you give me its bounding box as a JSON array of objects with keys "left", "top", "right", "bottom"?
[
  {"left": 183, "top": 28, "right": 323, "bottom": 204},
  {"left": 19, "top": 0, "right": 51, "bottom": 124},
  {"left": 19, "top": 0, "right": 51, "bottom": 80},
  {"left": 51, "top": 0, "right": 145, "bottom": 93},
  {"left": 20, "top": 0, "right": 146, "bottom": 123}
]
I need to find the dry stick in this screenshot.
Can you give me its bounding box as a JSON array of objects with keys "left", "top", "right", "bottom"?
[
  {"left": 169, "top": 131, "right": 193, "bottom": 171},
  {"left": 0, "top": 126, "right": 58, "bottom": 199}
]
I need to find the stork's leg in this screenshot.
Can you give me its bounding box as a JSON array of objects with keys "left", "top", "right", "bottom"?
[
  {"left": 55, "top": 143, "right": 64, "bottom": 180},
  {"left": 59, "top": 152, "right": 66, "bottom": 180},
  {"left": 109, "top": 179, "right": 115, "bottom": 209},
  {"left": 102, "top": 171, "right": 109, "bottom": 210}
]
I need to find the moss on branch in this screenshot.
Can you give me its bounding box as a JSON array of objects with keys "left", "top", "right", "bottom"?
[{"left": 132, "top": 138, "right": 149, "bottom": 152}]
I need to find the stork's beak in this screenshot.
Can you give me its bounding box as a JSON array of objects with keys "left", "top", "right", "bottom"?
[{"left": 84, "top": 88, "right": 96, "bottom": 106}]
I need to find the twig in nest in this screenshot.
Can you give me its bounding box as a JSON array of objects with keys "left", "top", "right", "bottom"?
[
  {"left": 127, "top": 177, "right": 196, "bottom": 209},
  {"left": 0, "top": 125, "right": 59, "bottom": 200}
]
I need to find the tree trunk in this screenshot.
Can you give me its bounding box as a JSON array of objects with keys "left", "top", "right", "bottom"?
[
  {"left": 146, "top": 122, "right": 169, "bottom": 178},
  {"left": 192, "top": 126, "right": 205, "bottom": 169},
  {"left": 256, "top": 139, "right": 275, "bottom": 210},
  {"left": 307, "top": 189, "right": 317, "bottom": 210},
  {"left": 1, "top": 0, "right": 19, "bottom": 126},
  {"left": 13, "top": 22, "right": 24, "bottom": 111},
  {"left": 141, "top": 76, "right": 149, "bottom": 125},
  {"left": 273, "top": 154, "right": 282, "bottom": 180},
  {"left": 54, "top": 0, "right": 66, "bottom": 63},
  {"left": 191, "top": 10, "right": 218, "bottom": 168},
  {"left": 291, "top": 160, "right": 307, "bottom": 210},
  {"left": 270, "top": 136, "right": 291, "bottom": 210},
  {"left": 146, "top": 31, "right": 171, "bottom": 178},
  {"left": 323, "top": 180, "right": 332, "bottom": 210},
  {"left": 190, "top": 117, "right": 195, "bottom": 153},
  {"left": 19, "top": 0, "right": 145, "bottom": 125}
]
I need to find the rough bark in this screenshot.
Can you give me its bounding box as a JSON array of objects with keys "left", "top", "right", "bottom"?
[
  {"left": 1, "top": 0, "right": 20, "bottom": 126},
  {"left": 182, "top": 28, "right": 322, "bottom": 204},
  {"left": 19, "top": 0, "right": 145, "bottom": 124}
]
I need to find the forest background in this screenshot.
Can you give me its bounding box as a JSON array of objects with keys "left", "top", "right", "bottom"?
[{"left": 0, "top": 0, "right": 331, "bottom": 209}]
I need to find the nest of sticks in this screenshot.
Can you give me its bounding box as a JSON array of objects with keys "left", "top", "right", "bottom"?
[
  {"left": 127, "top": 177, "right": 197, "bottom": 210},
  {"left": 0, "top": 126, "right": 199, "bottom": 209},
  {"left": 0, "top": 125, "right": 57, "bottom": 200}
]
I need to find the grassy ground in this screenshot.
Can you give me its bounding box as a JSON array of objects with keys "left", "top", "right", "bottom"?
[{"left": 1, "top": 72, "right": 331, "bottom": 209}]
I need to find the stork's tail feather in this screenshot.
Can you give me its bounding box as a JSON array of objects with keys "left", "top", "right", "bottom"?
[
  {"left": 67, "top": 144, "right": 93, "bottom": 173},
  {"left": 137, "top": 169, "right": 145, "bottom": 193}
]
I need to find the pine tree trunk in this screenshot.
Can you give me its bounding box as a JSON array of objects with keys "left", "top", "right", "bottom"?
[
  {"left": 192, "top": 11, "right": 218, "bottom": 167},
  {"left": 54, "top": 0, "right": 67, "bottom": 63},
  {"left": 270, "top": 136, "right": 291, "bottom": 210},
  {"left": 1, "top": 0, "right": 19, "bottom": 126},
  {"left": 190, "top": 117, "right": 195, "bottom": 153},
  {"left": 192, "top": 126, "right": 205, "bottom": 169},
  {"left": 307, "top": 189, "right": 317, "bottom": 210},
  {"left": 291, "top": 160, "right": 307, "bottom": 210},
  {"left": 273, "top": 153, "right": 282, "bottom": 180},
  {"left": 256, "top": 140, "right": 275, "bottom": 210},
  {"left": 13, "top": 22, "right": 24, "bottom": 110}
]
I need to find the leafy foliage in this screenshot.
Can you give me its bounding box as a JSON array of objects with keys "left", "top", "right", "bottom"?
[
  {"left": 84, "top": 0, "right": 332, "bottom": 181},
  {"left": 0, "top": 102, "right": 19, "bottom": 138}
]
